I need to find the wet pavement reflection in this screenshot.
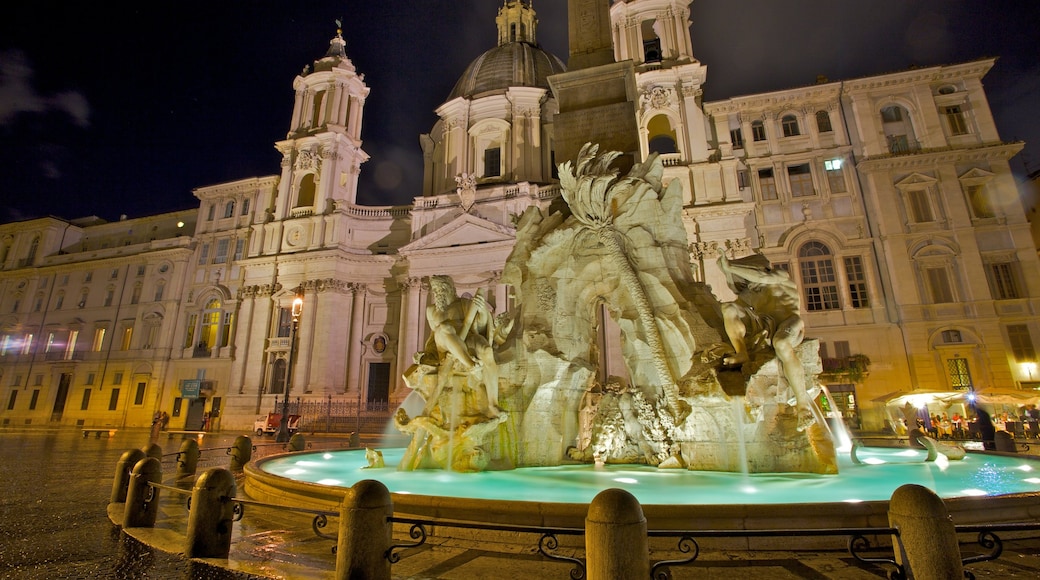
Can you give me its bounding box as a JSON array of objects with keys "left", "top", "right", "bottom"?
[{"left": 0, "top": 429, "right": 260, "bottom": 579}]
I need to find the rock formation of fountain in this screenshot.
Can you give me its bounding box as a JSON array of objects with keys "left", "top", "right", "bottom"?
[{"left": 395, "top": 144, "right": 836, "bottom": 475}]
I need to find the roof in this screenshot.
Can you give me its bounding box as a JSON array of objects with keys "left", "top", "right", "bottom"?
[{"left": 448, "top": 41, "right": 565, "bottom": 100}]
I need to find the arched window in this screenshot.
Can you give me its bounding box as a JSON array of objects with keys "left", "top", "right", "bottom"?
[
  {"left": 296, "top": 175, "right": 316, "bottom": 208},
  {"left": 199, "top": 299, "right": 222, "bottom": 349},
  {"left": 647, "top": 114, "right": 678, "bottom": 155},
  {"left": 223, "top": 201, "right": 235, "bottom": 219},
  {"left": 781, "top": 115, "right": 800, "bottom": 138},
  {"left": 815, "top": 110, "right": 833, "bottom": 133},
  {"left": 641, "top": 20, "right": 662, "bottom": 63},
  {"left": 880, "top": 105, "right": 917, "bottom": 153},
  {"left": 310, "top": 90, "right": 327, "bottom": 128},
  {"left": 798, "top": 242, "right": 840, "bottom": 311}
]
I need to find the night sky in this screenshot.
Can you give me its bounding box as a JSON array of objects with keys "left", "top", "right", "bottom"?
[{"left": 2, "top": 1, "right": 1038, "bottom": 223}]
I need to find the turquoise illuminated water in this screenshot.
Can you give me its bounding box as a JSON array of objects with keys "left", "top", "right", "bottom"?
[{"left": 259, "top": 447, "right": 1040, "bottom": 505}]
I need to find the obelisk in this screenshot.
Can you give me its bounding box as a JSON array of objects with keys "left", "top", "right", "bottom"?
[
  {"left": 549, "top": 0, "right": 640, "bottom": 172},
  {"left": 567, "top": 0, "right": 615, "bottom": 70}
]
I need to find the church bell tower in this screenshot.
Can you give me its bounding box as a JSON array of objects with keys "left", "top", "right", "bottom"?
[{"left": 260, "top": 24, "right": 371, "bottom": 255}]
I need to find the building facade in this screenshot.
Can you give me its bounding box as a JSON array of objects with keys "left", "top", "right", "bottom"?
[{"left": 2, "top": 1, "right": 1037, "bottom": 433}]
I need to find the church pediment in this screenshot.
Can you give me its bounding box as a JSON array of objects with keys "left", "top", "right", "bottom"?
[{"left": 400, "top": 213, "right": 515, "bottom": 254}]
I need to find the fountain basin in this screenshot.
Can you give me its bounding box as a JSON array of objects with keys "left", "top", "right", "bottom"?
[{"left": 243, "top": 446, "right": 1040, "bottom": 549}]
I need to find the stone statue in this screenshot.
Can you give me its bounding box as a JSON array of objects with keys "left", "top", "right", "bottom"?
[
  {"left": 718, "top": 253, "right": 813, "bottom": 430},
  {"left": 395, "top": 143, "right": 836, "bottom": 475},
  {"left": 420, "top": 275, "right": 501, "bottom": 418},
  {"left": 394, "top": 408, "right": 508, "bottom": 472}
]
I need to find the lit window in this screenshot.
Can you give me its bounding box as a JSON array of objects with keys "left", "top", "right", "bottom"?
[
  {"left": 824, "top": 159, "right": 847, "bottom": 193},
  {"left": 947, "top": 358, "right": 972, "bottom": 390},
  {"left": 120, "top": 325, "right": 133, "bottom": 351},
  {"left": 92, "top": 327, "right": 106, "bottom": 352}
]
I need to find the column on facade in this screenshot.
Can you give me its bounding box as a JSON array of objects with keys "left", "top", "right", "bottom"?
[
  {"left": 347, "top": 96, "right": 363, "bottom": 141},
  {"left": 346, "top": 284, "right": 367, "bottom": 397},
  {"left": 339, "top": 288, "right": 357, "bottom": 393},
  {"left": 289, "top": 88, "right": 304, "bottom": 132},
  {"left": 329, "top": 82, "right": 344, "bottom": 127},
  {"left": 338, "top": 84, "right": 351, "bottom": 128},
  {"left": 232, "top": 289, "right": 257, "bottom": 394},
  {"left": 296, "top": 284, "right": 320, "bottom": 393},
  {"left": 396, "top": 278, "right": 422, "bottom": 396}
]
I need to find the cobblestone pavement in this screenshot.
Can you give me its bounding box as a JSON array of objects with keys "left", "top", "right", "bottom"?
[{"left": 1, "top": 428, "right": 1038, "bottom": 579}]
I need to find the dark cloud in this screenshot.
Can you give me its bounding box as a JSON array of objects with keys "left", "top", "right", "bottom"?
[
  {"left": 0, "top": 50, "right": 90, "bottom": 128},
  {"left": 0, "top": 0, "right": 1037, "bottom": 220}
]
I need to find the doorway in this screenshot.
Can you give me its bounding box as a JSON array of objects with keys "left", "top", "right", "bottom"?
[
  {"left": 185, "top": 397, "right": 207, "bottom": 430},
  {"left": 51, "top": 373, "right": 71, "bottom": 422},
  {"left": 367, "top": 362, "right": 390, "bottom": 404}
]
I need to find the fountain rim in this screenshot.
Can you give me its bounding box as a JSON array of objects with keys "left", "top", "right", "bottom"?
[{"left": 242, "top": 451, "right": 1040, "bottom": 536}]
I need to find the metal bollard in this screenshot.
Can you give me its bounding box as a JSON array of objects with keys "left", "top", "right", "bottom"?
[
  {"left": 888, "top": 483, "right": 963, "bottom": 580},
  {"left": 142, "top": 443, "right": 163, "bottom": 461},
  {"left": 336, "top": 479, "right": 393, "bottom": 580},
  {"left": 185, "top": 468, "right": 237, "bottom": 559},
  {"left": 288, "top": 433, "right": 306, "bottom": 452},
  {"left": 110, "top": 449, "right": 146, "bottom": 504},
  {"left": 229, "top": 435, "right": 252, "bottom": 471},
  {"left": 585, "top": 488, "right": 649, "bottom": 580},
  {"left": 123, "top": 457, "right": 162, "bottom": 528},
  {"left": 176, "top": 437, "right": 201, "bottom": 483}
]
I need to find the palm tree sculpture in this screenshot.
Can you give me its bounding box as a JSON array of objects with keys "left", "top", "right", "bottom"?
[{"left": 558, "top": 143, "right": 690, "bottom": 423}]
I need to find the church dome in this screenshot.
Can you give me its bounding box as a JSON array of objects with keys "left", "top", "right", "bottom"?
[{"left": 448, "top": 41, "right": 566, "bottom": 100}]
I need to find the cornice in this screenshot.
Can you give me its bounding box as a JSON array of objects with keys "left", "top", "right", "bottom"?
[{"left": 858, "top": 142, "right": 1024, "bottom": 172}]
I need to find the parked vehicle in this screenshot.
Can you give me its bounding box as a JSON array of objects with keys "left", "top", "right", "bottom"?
[{"left": 253, "top": 413, "right": 300, "bottom": 436}]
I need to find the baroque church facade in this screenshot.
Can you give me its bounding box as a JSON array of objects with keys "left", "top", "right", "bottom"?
[{"left": 1, "top": 0, "right": 1037, "bottom": 434}]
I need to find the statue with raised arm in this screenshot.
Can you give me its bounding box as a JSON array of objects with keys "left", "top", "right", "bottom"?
[
  {"left": 718, "top": 253, "right": 813, "bottom": 430},
  {"left": 420, "top": 275, "right": 501, "bottom": 418}
]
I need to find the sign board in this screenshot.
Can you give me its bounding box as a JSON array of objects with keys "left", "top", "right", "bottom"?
[{"left": 181, "top": 379, "right": 201, "bottom": 399}]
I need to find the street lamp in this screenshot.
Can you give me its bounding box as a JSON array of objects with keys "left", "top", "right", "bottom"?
[
  {"left": 275, "top": 290, "right": 304, "bottom": 443},
  {"left": 1022, "top": 361, "right": 1037, "bottom": 382}
]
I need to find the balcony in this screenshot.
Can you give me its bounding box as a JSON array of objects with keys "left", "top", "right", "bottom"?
[
  {"left": 820, "top": 355, "right": 871, "bottom": 382},
  {"left": 886, "top": 136, "right": 922, "bottom": 155}
]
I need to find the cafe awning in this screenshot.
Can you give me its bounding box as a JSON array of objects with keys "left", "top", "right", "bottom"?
[{"left": 873, "top": 388, "right": 1040, "bottom": 409}]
